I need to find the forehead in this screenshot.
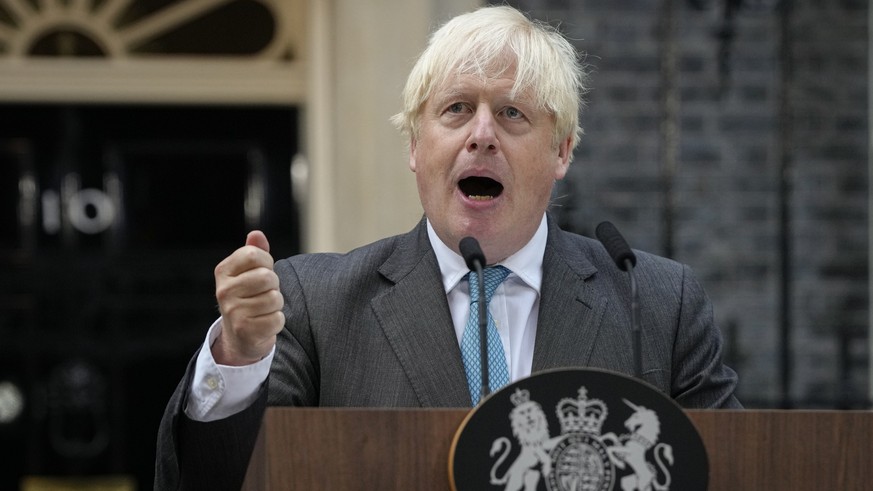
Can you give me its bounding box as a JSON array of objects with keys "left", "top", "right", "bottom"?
[
  {"left": 432, "top": 50, "right": 522, "bottom": 93},
  {"left": 430, "top": 71, "right": 536, "bottom": 106}
]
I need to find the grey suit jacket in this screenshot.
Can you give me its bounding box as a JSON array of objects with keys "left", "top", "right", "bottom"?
[{"left": 155, "top": 215, "right": 739, "bottom": 489}]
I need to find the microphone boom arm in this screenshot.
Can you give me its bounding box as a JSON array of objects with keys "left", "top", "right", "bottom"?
[
  {"left": 596, "top": 221, "right": 643, "bottom": 381},
  {"left": 459, "top": 236, "right": 492, "bottom": 403},
  {"left": 475, "top": 264, "right": 489, "bottom": 401},
  {"left": 625, "top": 258, "right": 642, "bottom": 379}
]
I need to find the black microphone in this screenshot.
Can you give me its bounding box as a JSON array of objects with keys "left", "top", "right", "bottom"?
[
  {"left": 595, "top": 221, "right": 642, "bottom": 379},
  {"left": 595, "top": 221, "right": 637, "bottom": 271},
  {"left": 459, "top": 236, "right": 490, "bottom": 403},
  {"left": 459, "top": 237, "right": 486, "bottom": 271}
]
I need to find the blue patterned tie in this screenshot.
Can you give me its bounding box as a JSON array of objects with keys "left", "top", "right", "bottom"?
[{"left": 461, "top": 265, "right": 511, "bottom": 405}]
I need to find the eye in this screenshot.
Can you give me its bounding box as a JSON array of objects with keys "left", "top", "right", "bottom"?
[
  {"left": 503, "top": 106, "right": 524, "bottom": 120},
  {"left": 446, "top": 102, "right": 467, "bottom": 114}
]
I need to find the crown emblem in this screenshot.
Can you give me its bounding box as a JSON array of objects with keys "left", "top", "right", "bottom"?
[
  {"left": 556, "top": 386, "right": 608, "bottom": 435},
  {"left": 509, "top": 388, "right": 530, "bottom": 407}
]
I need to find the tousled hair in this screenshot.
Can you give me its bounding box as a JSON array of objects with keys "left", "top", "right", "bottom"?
[{"left": 391, "top": 5, "right": 587, "bottom": 155}]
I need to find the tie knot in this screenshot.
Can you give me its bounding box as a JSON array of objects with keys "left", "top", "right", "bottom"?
[{"left": 468, "top": 265, "right": 510, "bottom": 305}]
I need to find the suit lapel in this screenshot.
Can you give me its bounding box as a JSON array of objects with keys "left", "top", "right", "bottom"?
[
  {"left": 370, "top": 220, "right": 472, "bottom": 407},
  {"left": 532, "top": 218, "right": 608, "bottom": 371},
  {"left": 368, "top": 217, "right": 610, "bottom": 404}
]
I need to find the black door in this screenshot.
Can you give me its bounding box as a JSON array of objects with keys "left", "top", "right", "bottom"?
[{"left": 0, "top": 103, "right": 300, "bottom": 488}]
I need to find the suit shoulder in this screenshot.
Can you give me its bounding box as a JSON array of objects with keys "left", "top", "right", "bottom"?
[
  {"left": 276, "top": 233, "right": 404, "bottom": 276},
  {"left": 550, "top": 225, "right": 686, "bottom": 279}
]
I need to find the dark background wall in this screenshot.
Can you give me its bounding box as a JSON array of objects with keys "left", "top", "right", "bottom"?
[
  {"left": 0, "top": 0, "right": 868, "bottom": 488},
  {"left": 496, "top": 0, "right": 869, "bottom": 408}
]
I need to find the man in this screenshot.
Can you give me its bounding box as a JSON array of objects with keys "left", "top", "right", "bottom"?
[{"left": 156, "top": 5, "right": 740, "bottom": 489}]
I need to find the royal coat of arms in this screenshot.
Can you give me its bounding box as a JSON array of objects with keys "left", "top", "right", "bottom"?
[
  {"left": 449, "top": 369, "right": 707, "bottom": 491},
  {"left": 488, "top": 387, "right": 675, "bottom": 491}
]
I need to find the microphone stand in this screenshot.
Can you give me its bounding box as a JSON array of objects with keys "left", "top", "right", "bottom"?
[
  {"left": 625, "top": 258, "right": 642, "bottom": 379},
  {"left": 596, "top": 221, "right": 643, "bottom": 381},
  {"left": 475, "top": 264, "right": 489, "bottom": 402},
  {"left": 459, "top": 236, "right": 492, "bottom": 403}
]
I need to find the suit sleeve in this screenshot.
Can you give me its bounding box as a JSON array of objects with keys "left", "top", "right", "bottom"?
[
  {"left": 154, "top": 258, "right": 320, "bottom": 490},
  {"left": 670, "top": 264, "right": 742, "bottom": 409},
  {"left": 154, "top": 350, "right": 269, "bottom": 491}
]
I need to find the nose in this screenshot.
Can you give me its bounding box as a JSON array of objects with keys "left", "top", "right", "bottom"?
[{"left": 466, "top": 107, "right": 499, "bottom": 154}]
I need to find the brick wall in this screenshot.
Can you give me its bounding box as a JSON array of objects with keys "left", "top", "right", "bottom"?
[{"left": 496, "top": 0, "right": 869, "bottom": 408}]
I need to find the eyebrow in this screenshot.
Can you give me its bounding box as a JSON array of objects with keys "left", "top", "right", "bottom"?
[
  {"left": 432, "top": 86, "right": 465, "bottom": 104},
  {"left": 433, "top": 88, "right": 534, "bottom": 107}
]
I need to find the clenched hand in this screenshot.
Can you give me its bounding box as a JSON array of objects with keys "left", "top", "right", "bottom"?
[{"left": 212, "top": 231, "right": 285, "bottom": 366}]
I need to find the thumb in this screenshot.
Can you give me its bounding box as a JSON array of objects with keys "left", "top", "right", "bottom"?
[{"left": 245, "top": 230, "right": 270, "bottom": 253}]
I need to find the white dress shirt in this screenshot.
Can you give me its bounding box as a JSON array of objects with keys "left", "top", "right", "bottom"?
[
  {"left": 185, "top": 215, "right": 547, "bottom": 421},
  {"left": 426, "top": 216, "right": 545, "bottom": 382}
]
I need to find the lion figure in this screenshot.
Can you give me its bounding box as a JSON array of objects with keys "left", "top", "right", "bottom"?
[{"left": 490, "top": 399, "right": 559, "bottom": 491}]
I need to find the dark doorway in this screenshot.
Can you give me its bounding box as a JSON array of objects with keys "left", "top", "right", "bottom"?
[{"left": 0, "top": 104, "right": 300, "bottom": 488}]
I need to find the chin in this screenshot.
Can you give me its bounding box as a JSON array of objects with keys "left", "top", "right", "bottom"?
[{"left": 454, "top": 222, "right": 498, "bottom": 246}]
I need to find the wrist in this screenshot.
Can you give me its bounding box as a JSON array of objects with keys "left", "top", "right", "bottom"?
[{"left": 211, "top": 332, "right": 275, "bottom": 366}]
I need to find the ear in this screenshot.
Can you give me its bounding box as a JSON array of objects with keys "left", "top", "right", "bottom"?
[
  {"left": 553, "top": 135, "right": 573, "bottom": 180},
  {"left": 408, "top": 137, "right": 418, "bottom": 172}
]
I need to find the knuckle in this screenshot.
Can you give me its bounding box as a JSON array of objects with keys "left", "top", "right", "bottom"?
[
  {"left": 265, "top": 270, "right": 280, "bottom": 288},
  {"left": 269, "top": 311, "right": 286, "bottom": 329},
  {"left": 269, "top": 289, "right": 284, "bottom": 309},
  {"left": 252, "top": 267, "right": 271, "bottom": 283},
  {"left": 214, "top": 260, "right": 229, "bottom": 278},
  {"left": 215, "top": 284, "right": 232, "bottom": 303},
  {"left": 243, "top": 246, "right": 270, "bottom": 265},
  {"left": 253, "top": 268, "right": 279, "bottom": 292},
  {"left": 241, "top": 246, "right": 258, "bottom": 261},
  {"left": 220, "top": 302, "right": 242, "bottom": 321}
]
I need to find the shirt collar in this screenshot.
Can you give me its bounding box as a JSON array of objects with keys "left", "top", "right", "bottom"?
[{"left": 426, "top": 215, "right": 547, "bottom": 295}]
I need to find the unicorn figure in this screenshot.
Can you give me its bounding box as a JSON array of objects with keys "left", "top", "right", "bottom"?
[{"left": 601, "top": 399, "right": 674, "bottom": 491}]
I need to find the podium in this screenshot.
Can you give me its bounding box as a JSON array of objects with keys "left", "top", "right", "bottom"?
[{"left": 242, "top": 407, "right": 873, "bottom": 490}]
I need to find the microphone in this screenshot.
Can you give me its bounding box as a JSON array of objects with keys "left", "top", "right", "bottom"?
[
  {"left": 595, "top": 221, "right": 637, "bottom": 271},
  {"left": 459, "top": 237, "right": 486, "bottom": 271},
  {"left": 459, "top": 236, "right": 490, "bottom": 402},
  {"left": 595, "top": 221, "right": 642, "bottom": 379}
]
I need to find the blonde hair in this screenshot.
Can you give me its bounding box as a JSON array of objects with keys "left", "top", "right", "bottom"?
[{"left": 391, "top": 5, "right": 587, "bottom": 154}]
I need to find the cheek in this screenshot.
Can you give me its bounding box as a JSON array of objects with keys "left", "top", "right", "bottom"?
[
  {"left": 521, "top": 160, "right": 561, "bottom": 194},
  {"left": 414, "top": 142, "right": 452, "bottom": 180},
  {"left": 413, "top": 159, "right": 442, "bottom": 203}
]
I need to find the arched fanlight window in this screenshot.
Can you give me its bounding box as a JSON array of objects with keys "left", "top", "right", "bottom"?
[{"left": 0, "top": 0, "right": 305, "bottom": 103}]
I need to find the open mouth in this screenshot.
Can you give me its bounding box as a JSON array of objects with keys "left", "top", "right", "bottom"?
[{"left": 459, "top": 176, "right": 503, "bottom": 201}]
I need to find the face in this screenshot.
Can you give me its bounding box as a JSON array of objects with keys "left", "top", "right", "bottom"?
[{"left": 409, "top": 70, "right": 572, "bottom": 263}]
